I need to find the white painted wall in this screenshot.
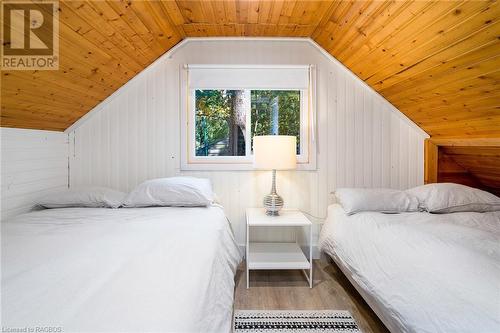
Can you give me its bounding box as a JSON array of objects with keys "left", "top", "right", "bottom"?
[
  {"left": 1, "top": 128, "right": 68, "bottom": 220},
  {"left": 68, "top": 38, "right": 428, "bottom": 249}
]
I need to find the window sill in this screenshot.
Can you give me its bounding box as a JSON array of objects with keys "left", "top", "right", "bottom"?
[{"left": 181, "top": 161, "right": 316, "bottom": 171}]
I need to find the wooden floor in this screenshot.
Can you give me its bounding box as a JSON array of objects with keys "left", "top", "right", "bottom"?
[{"left": 234, "top": 259, "right": 389, "bottom": 333}]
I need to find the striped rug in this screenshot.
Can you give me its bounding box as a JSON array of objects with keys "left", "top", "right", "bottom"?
[{"left": 234, "top": 310, "right": 361, "bottom": 333}]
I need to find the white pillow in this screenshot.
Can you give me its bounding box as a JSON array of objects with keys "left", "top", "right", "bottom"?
[
  {"left": 407, "top": 183, "right": 500, "bottom": 213},
  {"left": 122, "top": 177, "right": 215, "bottom": 208},
  {"left": 335, "top": 188, "right": 420, "bottom": 215},
  {"left": 37, "top": 187, "right": 126, "bottom": 209}
]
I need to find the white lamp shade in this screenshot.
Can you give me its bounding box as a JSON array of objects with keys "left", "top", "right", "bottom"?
[{"left": 253, "top": 135, "right": 297, "bottom": 170}]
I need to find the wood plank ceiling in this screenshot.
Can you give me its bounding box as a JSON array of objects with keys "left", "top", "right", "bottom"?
[{"left": 2, "top": 0, "right": 499, "bottom": 138}]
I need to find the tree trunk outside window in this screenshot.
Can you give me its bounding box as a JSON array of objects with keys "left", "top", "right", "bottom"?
[
  {"left": 228, "top": 90, "right": 249, "bottom": 155},
  {"left": 271, "top": 96, "right": 279, "bottom": 135}
]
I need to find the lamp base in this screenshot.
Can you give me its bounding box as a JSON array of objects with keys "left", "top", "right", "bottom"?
[{"left": 263, "top": 192, "right": 284, "bottom": 216}]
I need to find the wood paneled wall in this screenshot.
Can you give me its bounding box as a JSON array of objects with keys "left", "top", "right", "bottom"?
[
  {"left": 439, "top": 146, "right": 500, "bottom": 195},
  {"left": 424, "top": 138, "right": 500, "bottom": 195},
  {"left": 1, "top": 128, "right": 68, "bottom": 220},
  {"left": 68, "top": 40, "right": 427, "bottom": 247},
  {"left": 437, "top": 150, "right": 487, "bottom": 190}
]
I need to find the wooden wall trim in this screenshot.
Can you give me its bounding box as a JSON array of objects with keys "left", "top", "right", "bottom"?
[
  {"left": 429, "top": 138, "right": 500, "bottom": 147},
  {"left": 425, "top": 137, "right": 500, "bottom": 194},
  {"left": 424, "top": 139, "right": 438, "bottom": 184}
]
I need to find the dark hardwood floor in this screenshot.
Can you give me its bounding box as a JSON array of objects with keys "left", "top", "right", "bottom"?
[{"left": 234, "top": 259, "right": 389, "bottom": 333}]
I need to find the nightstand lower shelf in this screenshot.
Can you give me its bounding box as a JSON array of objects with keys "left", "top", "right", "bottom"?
[
  {"left": 247, "top": 242, "right": 310, "bottom": 270},
  {"left": 245, "top": 208, "right": 313, "bottom": 289}
]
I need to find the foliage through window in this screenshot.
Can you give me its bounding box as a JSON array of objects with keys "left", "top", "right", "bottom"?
[{"left": 195, "top": 90, "right": 301, "bottom": 157}]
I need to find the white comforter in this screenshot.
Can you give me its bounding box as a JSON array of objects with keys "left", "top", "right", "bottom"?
[
  {"left": 319, "top": 204, "right": 500, "bottom": 333},
  {"left": 2, "top": 206, "right": 242, "bottom": 333}
]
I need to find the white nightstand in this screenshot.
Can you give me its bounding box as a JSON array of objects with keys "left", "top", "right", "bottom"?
[{"left": 245, "top": 208, "right": 313, "bottom": 289}]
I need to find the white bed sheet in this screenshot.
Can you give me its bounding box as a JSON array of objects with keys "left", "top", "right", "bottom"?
[
  {"left": 319, "top": 204, "right": 500, "bottom": 333},
  {"left": 2, "top": 206, "right": 242, "bottom": 333}
]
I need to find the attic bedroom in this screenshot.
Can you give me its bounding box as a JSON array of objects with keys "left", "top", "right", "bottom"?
[{"left": 1, "top": 1, "right": 499, "bottom": 333}]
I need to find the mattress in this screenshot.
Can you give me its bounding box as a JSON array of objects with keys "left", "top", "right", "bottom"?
[
  {"left": 319, "top": 204, "right": 500, "bottom": 333},
  {"left": 1, "top": 206, "right": 242, "bottom": 333}
]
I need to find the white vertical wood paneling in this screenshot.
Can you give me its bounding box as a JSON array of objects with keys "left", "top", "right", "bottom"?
[
  {"left": 68, "top": 39, "right": 428, "bottom": 248},
  {"left": 1, "top": 128, "right": 68, "bottom": 220}
]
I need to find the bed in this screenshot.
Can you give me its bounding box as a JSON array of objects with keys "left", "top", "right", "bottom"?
[
  {"left": 319, "top": 204, "right": 500, "bottom": 333},
  {"left": 1, "top": 205, "right": 242, "bottom": 332}
]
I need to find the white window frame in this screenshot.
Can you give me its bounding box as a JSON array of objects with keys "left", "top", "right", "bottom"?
[{"left": 180, "top": 65, "right": 316, "bottom": 171}]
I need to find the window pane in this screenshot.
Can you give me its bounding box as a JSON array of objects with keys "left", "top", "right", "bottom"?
[
  {"left": 195, "top": 90, "right": 248, "bottom": 156},
  {"left": 251, "top": 90, "right": 301, "bottom": 154}
]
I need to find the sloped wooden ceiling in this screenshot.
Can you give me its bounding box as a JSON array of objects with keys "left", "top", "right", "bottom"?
[
  {"left": 315, "top": 0, "right": 499, "bottom": 139},
  {"left": 2, "top": 0, "right": 499, "bottom": 138}
]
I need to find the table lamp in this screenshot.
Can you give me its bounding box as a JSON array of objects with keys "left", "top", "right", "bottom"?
[{"left": 253, "top": 135, "right": 297, "bottom": 216}]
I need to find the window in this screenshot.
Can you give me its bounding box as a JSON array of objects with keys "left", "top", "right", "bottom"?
[
  {"left": 251, "top": 90, "right": 301, "bottom": 154},
  {"left": 195, "top": 89, "right": 249, "bottom": 157},
  {"left": 181, "top": 65, "right": 316, "bottom": 170},
  {"left": 195, "top": 89, "right": 301, "bottom": 157}
]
